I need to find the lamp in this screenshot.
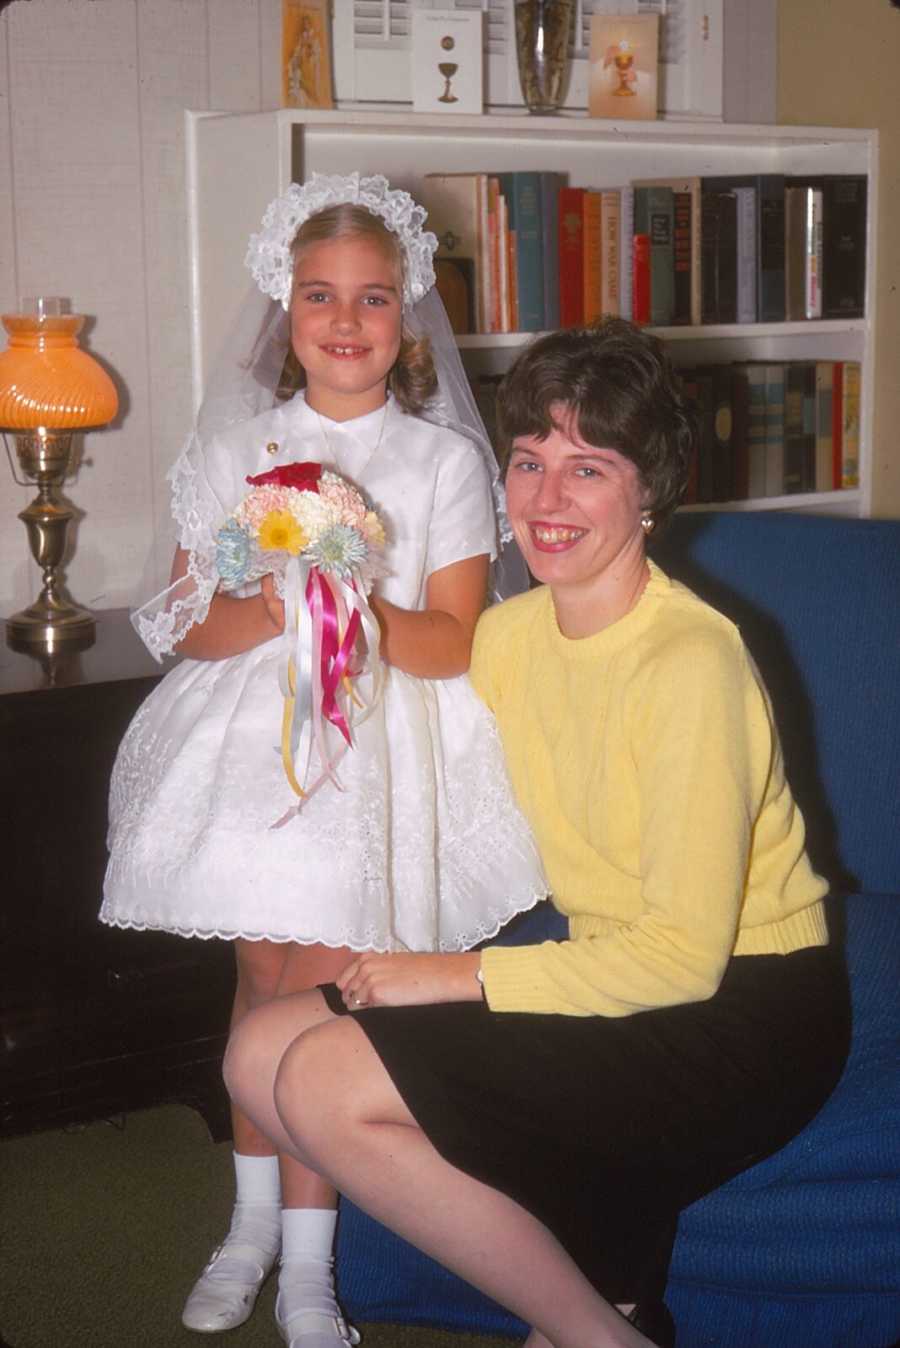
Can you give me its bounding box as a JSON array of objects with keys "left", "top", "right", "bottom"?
[{"left": 0, "top": 296, "right": 118, "bottom": 650}]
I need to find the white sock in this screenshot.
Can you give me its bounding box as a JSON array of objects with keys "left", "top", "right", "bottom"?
[
  {"left": 226, "top": 1153, "right": 281, "bottom": 1253},
  {"left": 278, "top": 1208, "right": 339, "bottom": 1318}
]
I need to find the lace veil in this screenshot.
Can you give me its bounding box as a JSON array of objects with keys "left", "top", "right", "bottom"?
[{"left": 134, "top": 174, "right": 524, "bottom": 661}]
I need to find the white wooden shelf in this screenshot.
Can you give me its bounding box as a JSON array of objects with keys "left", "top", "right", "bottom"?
[{"left": 187, "top": 108, "right": 878, "bottom": 518}]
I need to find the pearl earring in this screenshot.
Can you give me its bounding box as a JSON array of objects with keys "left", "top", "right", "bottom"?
[{"left": 640, "top": 511, "right": 656, "bottom": 535}]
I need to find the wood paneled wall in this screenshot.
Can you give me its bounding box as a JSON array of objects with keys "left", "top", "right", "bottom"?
[{"left": 0, "top": 0, "right": 280, "bottom": 616}]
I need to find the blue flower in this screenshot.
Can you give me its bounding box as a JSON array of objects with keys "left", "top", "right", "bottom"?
[
  {"left": 215, "top": 519, "right": 253, "bottom": 588},
  {"left": 306, "top": 524, "right": 368, "bottom": 580}
]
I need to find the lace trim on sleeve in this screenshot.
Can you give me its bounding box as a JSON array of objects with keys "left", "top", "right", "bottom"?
[{"left": 132, "top": 435, "right": 223, "bottom": 661}]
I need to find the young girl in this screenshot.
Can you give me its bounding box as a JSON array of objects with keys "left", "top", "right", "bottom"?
[{"left": 100, "top": 173, "right": 545, "bottom": 1348}]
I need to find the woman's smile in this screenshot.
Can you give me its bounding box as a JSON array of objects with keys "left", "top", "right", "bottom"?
[{"left": 528, "top": 522, "right": 588, "bottom": 551}]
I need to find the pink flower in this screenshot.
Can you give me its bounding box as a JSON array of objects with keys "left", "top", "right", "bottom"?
[{"left": 319, "top": 471, "right": 368, "bottom": 528}]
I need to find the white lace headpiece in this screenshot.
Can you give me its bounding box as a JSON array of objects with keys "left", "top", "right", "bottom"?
[{"left": 246, "top": 172, "right": 438, "bottom": 310}]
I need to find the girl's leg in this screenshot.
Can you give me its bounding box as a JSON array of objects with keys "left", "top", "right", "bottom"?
[
  {"left": 271, "top": 947, "right": 360, "bottom": 1348},
  {"left": 182, "top": 938, "right": 290, "bottom": 1333},
  {"left": 226, "top": 1008, "right": 664, "bottom": 1348}
]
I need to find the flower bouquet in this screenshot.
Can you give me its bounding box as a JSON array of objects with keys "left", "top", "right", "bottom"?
[{"left": 214, "top": 460, "right": 387, "bottom": 819}]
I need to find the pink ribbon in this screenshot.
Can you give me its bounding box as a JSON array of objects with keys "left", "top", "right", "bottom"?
[{"left": 306, "top": 569, "right": 362, "bottom": 748}]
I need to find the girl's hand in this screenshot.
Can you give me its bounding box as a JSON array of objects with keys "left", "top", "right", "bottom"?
[
  {"left": 260, "top": 572, "right": 285, "bottom": 635},
  {"left": 336, "top": 952, "right": 483, "bottom": 1009}
]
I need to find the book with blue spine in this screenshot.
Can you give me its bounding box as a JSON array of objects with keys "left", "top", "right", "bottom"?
[{"left": 497, "top": 171, "right": 544, "bottom": 332}]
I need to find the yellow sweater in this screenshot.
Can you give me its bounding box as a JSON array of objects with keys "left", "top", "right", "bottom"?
[{"left": 472, "top": 562, "right": 828, "bottom": 1017}]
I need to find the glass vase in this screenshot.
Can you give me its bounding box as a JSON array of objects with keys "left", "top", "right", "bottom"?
[{"left": 514, "top": 0, "right": 575, "bottom": 114}]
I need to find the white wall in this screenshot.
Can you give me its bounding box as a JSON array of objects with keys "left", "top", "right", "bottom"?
[{"left": 0, "top": 0, "right": 280, "bottom": 617}]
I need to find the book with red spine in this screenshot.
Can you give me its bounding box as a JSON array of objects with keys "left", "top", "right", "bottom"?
[
  {"left": 558, "top": 186, "right": 585, "bottom": 327},
  {"left": 632, "top": 233, "right": 651, "bottom": 325}
]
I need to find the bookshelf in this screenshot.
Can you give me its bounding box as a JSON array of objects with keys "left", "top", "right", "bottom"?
[{"left": 187, "top": 108, "right": 877, "bottom": 517}]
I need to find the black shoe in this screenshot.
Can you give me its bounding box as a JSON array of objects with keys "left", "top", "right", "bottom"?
[{"left": 625, "top": 1299, "right": 676, "bottom": 1347}]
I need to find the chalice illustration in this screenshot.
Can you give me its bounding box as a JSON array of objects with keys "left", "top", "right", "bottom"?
[
  {"left": 438, "top": 61, "right": 459, "bottom": 102},
  {"left": 612, "top": 39, "right": 637, "bottom": 96}
]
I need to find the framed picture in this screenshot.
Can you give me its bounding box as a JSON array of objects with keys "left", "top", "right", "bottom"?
[
  {"left": 410, "top": 7, "right": 484, "bottom": 115},
  {"left": 282, "top": 0, "right": 334, "bottom": 110},
  {"left": 589, "top": 14, "right": 660, "bottom": 121}
]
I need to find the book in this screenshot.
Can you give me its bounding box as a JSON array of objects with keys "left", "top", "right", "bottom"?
[
  {"left": 672, "top": 190, "right": 693, "bottom": 326},
  {"left": 582, "top": 189, "right": 604, "bottom": 324},
  {"left": 632, "top": 176, "right": 701, "bottom": 325},
  {"left": 634, "top": 184, "right": 674, "bottom": 326},
  {"left": 487, "top": 177, "right": 503, "bottom": 333},
  {"left": 703, "top": 175, "right": 785, "bottom": 322},
  {"left": 814, "top": 361, "right": 835, "bottom": 493},
  {"left": 733, "top": 186, "right": 757, "bottom": 324},
  {"left": 433, "top": 258, "right": 475, "bottom": 335},
  {"left": 422, "top": 172, "right": 490, "bottom": 332},
  {"left": 830, "top": 360, "right": 844, "bottom": 490},
  {"left": 700, "top": 191, "right": 737, "bottom": 325},
  {"left": 632, "top": 233, "right": 651, "bottom": 325},
  {"left": 840, "top": 361, "right": 861, "bottom": 488},
  {"left": 600, "top": 189, "right": 620, "bottom": 318},
  {"left": 709, "top": 364, "right": 737, "bottom": 501},
  {"left": 763, "top": 362, "right": 786, "bottom": 497},
  {"left": 785, "top": 185, "right": 823, "bottom": 321},
  {"left": 689, "top": 369, "right": 716, "bottom": 503},
  {"left": 734, "top": 362, "right": 768, "bottom": 499},
  {"left": 822, "top": 176, "right": 867, "bottom": 319},
  {"left": 495, "top": 183, "right": 513, "bottom": 332},
  {"left": 540, "top": 172, "right": 564, "bottom": 331},
  {"left": 498, "top": 171, "right": 545, "bottom": 332},
  {"left": 558, "top": 186, "right": 585, "bottom": 328},
  {"left": 786, "top": 175, "right": 868, "bottom": 319},
  {"left": 783, "top": 361, "right": 816, "bottom": 493},
  {"left": 618, "top": 185, "right": 635, "bottom": 322},
  {"left": 678, "top": 367, "right": 700, "bottom": 503},
  {"left": 729, "top": 364, "right": 751, "bottom": 500}
]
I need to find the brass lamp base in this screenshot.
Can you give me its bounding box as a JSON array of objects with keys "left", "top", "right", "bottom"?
[
  {"left": 6, "top": 599, "right": 95, "bottom": 648},
  {"left": 5, "top": 428, "right": 96, "bottom": 652}
]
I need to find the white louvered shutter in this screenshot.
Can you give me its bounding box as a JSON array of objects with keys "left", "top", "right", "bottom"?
[{"left": 332, "top": 0, "right": 722, "bottom": 120}]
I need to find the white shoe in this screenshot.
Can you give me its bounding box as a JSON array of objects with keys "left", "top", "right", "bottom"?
[
  {"left": 182, "top": 1234, "right": 280, "bottom": 1333},
  {"left": 276, "top": 1295, "right": 362, "bottom": 1348}
]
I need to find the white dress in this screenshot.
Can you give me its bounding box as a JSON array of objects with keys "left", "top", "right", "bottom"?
[{"left": 100, "top": 395, "right": 546, "bottom": 951}]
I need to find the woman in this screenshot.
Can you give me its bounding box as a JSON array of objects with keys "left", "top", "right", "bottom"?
[{"left": 224, "top": 318, "right": 849, "bottom": 1348}]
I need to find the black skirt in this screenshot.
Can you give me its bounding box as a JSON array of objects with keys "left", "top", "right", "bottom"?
[{"left": 322, "top": 945, "right": 849, "bottom": 1305}]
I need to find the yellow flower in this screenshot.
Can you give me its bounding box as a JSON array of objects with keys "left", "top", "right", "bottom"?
[
  {"left": 362, "top": 510, "right": 386, "bottom": 548},
  {"left": 258, "top": 509, "right": 308, "bottom": 555}
]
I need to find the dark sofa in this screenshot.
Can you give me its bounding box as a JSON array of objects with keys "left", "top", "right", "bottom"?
[{"left": 335, "top": 511, "right": 900, "bottom": 1348}]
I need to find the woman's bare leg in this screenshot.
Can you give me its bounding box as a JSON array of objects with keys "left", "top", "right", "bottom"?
[
  {"left": 185, "top": 945, "right": 352, "bottom": 1337},
  {"left": 226, "top": 1006, "right": 663, "bottom": 1348}
]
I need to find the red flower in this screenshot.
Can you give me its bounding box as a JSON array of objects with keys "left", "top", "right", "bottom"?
[{"left": 246, "top": 461, "right": 322, "bottom": 492}]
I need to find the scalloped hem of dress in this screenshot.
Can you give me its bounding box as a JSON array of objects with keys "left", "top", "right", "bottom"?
[{"left": 97, "top": 888, "right": 547, "bottom": 953}]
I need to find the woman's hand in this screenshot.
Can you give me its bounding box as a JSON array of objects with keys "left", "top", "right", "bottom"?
[
  {"left": 336, "top": 952, "right": 483, "bottom": 1010},
  {"left": 260, "top": 572, "right": 285, "bottom": 636}
]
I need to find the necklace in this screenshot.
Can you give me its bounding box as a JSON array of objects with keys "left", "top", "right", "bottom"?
[{"left": 314, "top": 400, "right": 389, "bottom": 477}]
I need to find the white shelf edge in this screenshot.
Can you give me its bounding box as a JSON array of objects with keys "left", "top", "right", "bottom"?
[
  {"left": 268, "top": 107, "right": 876, "bottom": 146},
  {"left": 457, "top": 320, "right": 867, "bottom": 349},
  {"left": 682, "top": 489, "right": 861, "bottom": 514}
]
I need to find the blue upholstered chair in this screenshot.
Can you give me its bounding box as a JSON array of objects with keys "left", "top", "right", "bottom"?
[{"left": 336, "top": 512, "right": 900, "bottom": 1348}]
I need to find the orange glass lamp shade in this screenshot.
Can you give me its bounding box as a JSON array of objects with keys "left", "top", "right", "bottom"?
[
  {"left": 0, "top": 310, "right": 118, "bottom": 429},
  {"left": 0, "top": 298, "right": 119, "bottom": 650}
]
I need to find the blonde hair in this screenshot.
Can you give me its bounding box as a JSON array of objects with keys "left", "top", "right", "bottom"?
[{"left": 286, "top": 204, "right": 437, "bottom": 414}]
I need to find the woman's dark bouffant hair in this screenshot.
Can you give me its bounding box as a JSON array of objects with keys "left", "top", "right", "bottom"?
[
  {"left": 496, "top": 317, "right": 697, "bottom": 524},
  {"left": 282, "top": 204, "right": 437, "bottom": 415}
]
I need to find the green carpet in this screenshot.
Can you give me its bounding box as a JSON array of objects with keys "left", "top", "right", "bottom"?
[{"left": 0, "top": 1105, "right": 519, "bottom": 1348}]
